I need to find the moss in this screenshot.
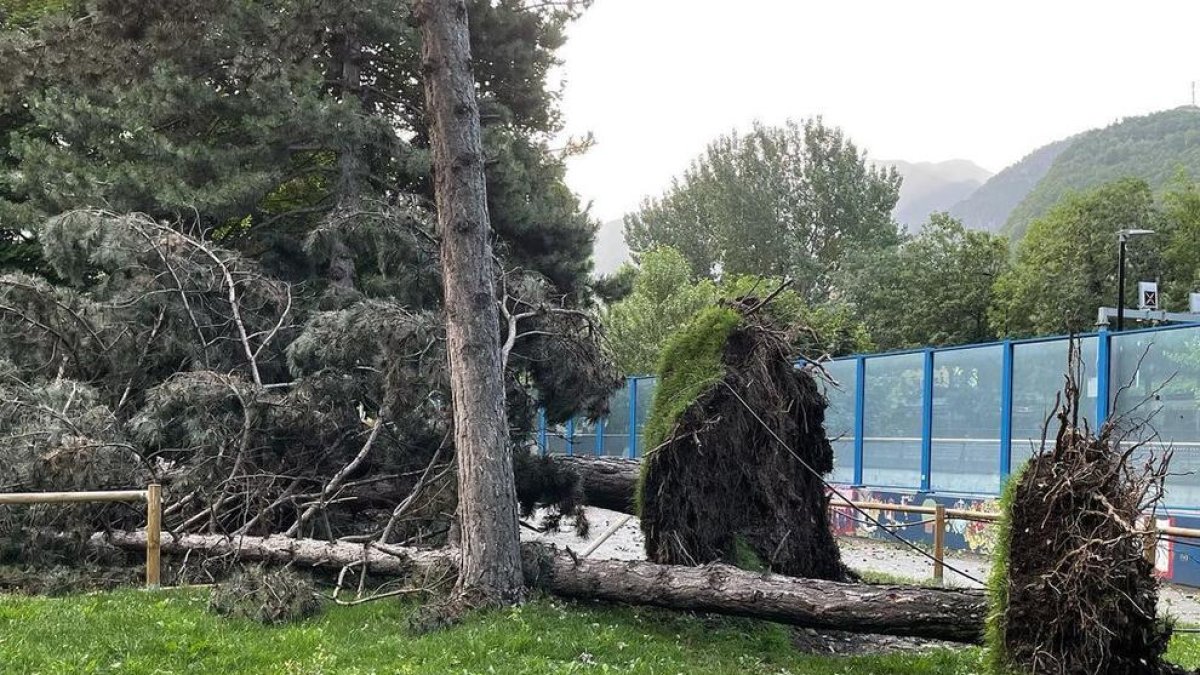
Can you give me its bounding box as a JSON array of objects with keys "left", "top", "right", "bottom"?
[
  {"left": 641, "top": 306, "right": 741, "bottom": 454},
  {"left": 635, "top": 305, "right": 740, "bottom": 515},
  {"left": 731, "top": 535, "right": 767, "bottom": 572},
  {"left": 984, "top": 461, "right": 1026, "bottom": 675}
]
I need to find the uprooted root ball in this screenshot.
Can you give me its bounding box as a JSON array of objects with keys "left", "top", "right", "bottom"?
[
  {"left": 637, "top": 301, "right": 848, "bottom": 581},
  {"left": 988, "top": 376, "right": 1172, "bottom": 674}
]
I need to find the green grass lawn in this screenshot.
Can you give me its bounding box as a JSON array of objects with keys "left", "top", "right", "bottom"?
[{"left": 1, "top": 588, "right": 1198, "bottom": 674}]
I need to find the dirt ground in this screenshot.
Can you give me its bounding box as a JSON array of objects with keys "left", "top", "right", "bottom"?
[{"left": 523, "top": 506, "right": 1200, "bottom": 625}]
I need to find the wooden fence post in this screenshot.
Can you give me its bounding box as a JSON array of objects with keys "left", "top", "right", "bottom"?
[
  {"left": 933, "top": 504, "right": 946, "bottom": 584},
  {"left": 1144, "top": 517, "right": 1158, "bottom": 568},
  {"left": 146, "top": 483, "right": 162, "bottom": 588}
]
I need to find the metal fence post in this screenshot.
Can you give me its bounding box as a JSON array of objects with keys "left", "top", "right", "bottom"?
[
  {"left": 1096, "top": 326, "right": 1111, "bottom": 425},
  {"left": 537, "top": 407, "right": 547, "bottom": 456},
  {"left": 853, "top": 357, "right": 866, "bottom": 486},
  {"left": 999, "top": 340, "right": 1014, "bottom": 486},
  {"left": 920, "top": 350, "right": 935, "bottom": 493},
  {"left": 628, "top": 377, "right": 639, "bottom": 459},
  {"left": 565, "top": 417, "right": 575, "bottom": 456},
  {"left": 595, "top": 417, "right": 605, "bottom": 457},
  {"left": 146, "top": 483, "right": 161, "bottom": 589}
]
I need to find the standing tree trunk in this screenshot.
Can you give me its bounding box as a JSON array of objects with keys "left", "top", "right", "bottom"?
[
  {"left": 326, "top": 22, "right": 362, "bottom": 295},
  {"left": 415, "top": 0, "right": 525, "bottom": 606}
]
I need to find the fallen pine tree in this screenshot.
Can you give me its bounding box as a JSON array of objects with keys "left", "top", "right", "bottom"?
[{"left": 96, "top": 530, "right": 986, "bottom": 643}]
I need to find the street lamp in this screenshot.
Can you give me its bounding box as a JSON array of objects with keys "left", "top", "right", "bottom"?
[{"left": 1116, "top": 228, "right": 1155, "bottom": 331}]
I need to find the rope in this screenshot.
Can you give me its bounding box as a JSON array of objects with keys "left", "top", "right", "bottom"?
[
  {"left": 720, "top": 380, "right": 987, "bottom": 586},
  {"left": 1157, "top": 535, "right": 1200, "bottom": 551}
]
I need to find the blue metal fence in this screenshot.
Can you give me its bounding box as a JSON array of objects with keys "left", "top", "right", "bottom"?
[{"left": 537, "top": 323, "right": 1200, "bottom": 509}]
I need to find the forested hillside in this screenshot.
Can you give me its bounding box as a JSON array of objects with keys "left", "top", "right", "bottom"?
[
  {"left": 949, "top": 138, "right": 1072, "bottom": 233},
  {"left": 1002, "top": 107, "right": 1200, "bottom": 240}
]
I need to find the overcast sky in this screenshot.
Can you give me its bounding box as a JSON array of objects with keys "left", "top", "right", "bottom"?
[{"left": 553, "top": 0, "right": 1200, "bottom": 224}]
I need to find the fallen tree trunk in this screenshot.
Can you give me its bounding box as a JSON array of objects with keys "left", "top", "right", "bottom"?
[
  {"left": 550, "top": 455, "right": 639, "bottom": 514},
  {"left": 98, "top": 531, "right": 985, "bottom": 643},
  {"left": 343, "top": 455, "right": 640, "bottom": 514}
]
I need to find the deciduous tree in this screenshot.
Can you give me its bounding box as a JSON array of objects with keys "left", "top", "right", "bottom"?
[
  {"left": 990, "top": 179, "right": 1161, "bottom": 336},
  {"left": 604, "top": 246, "right": 871, "bottom": 375},
  {"left": 843, "top": 213, "right": 1008, "bottom": 350},
  {"left": 624, "top": 119, "right": 901, "bottom": 301}
]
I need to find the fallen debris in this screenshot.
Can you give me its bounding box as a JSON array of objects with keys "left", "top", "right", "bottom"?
[{"left": 99, "top": 530, "right": 987, "bottom": 643}]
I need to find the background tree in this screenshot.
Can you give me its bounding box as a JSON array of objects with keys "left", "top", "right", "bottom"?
[
  {"left": 602, "top": 247, "right": 718, "bottom": 374},
  {"left": 1160, "top": 174, "right": 1200, "bottom": 310},
  {"left": 604, "top": 246, "right": 871, "bottom": 375},
  {"left": 842, "top": 213, "right": 1008, "bottom": 350},
  {"left": 623, "top": 118, "right": 901, "bottom": 301},
  {"left": 989, "top": 178, "right": 1162, "bottom": 336},
  {"left": 0, "top": 0, "right": 597, "bottom": 299}
]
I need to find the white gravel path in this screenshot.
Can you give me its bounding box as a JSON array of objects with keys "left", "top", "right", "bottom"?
[{"left": 524, "top": 506, "right": 1200, "bottom": 624}]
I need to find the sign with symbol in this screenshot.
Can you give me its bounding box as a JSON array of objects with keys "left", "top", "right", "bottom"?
[{"left": 1138, "top": 281, "right": 1159, "bottom": 310}]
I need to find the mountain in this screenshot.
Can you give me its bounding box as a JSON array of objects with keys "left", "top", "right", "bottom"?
[
  {"left": 875, "top": 159, "right": 992, "bottom": 231},
  {"left": 592, "top": 217, "right": 630, "bottom": 275},
  {"left": 948, "top": 138, "right": 1073, "bottom": 233},
  {"left": 1000, "top": 106, "right": 1200, "bottom": 241}
]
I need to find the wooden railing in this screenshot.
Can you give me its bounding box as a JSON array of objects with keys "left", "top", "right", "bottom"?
[
  {"left": 830, "top": 497, "right": 1200, "bottom": 583},
  {"left": 0, "top": 484, "right": 162, "bottom": 587}
]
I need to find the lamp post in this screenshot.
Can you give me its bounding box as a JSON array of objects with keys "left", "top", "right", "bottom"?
[{"left": 1116, "top": 228, "right": 1155, "bottom": 331}]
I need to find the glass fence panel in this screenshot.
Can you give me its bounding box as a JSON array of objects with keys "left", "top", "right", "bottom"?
[
  {"left": 538, "top": 325, "right": 1200, "bottom": 502},
  {"left": 930, "top": 345, "right": 1003, "bottom": 494},
  {"left": 573, "top": 417, "right": 599, "bottom": 457},
  {"left": 545, "top": 422, "right": 570, "bottom": 455},
  {"left": 1010, "top": 336, "right": 1098, "bottom": 469},
  {"left": 862, "top": 352, "right": 925, "bottom": 488},
  {"left": 819, "top": 359, "right": 858, "bottom": 485},
  {"left": 634, "top": 377, "right": 658, "bottom": 457},
  {"left": 1111, "top": 326, "right": 1200, "bottom": 506},
  {"left": 602, "top": 383, "right": 632, "bottom": 457}
]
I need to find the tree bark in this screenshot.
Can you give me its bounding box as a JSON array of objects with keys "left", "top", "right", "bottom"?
[
  {"left": 414, "top": 0, "right": 524, "bottom": 605},
  {"left": 340, "top": 455, "right": 640, "bottom": 514},
  {"left": 98, "top": 531, "right": 985, "bottom": 643},
  {"left": 551, "top": 455, "right": 639, "bottom": 513}
]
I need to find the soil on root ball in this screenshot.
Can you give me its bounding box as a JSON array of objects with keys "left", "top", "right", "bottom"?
[
  {"left": 638, "top": 300, "right": 849, "bottom": 581},
  {"left": 991, "top": 364, "right": 1175, "bottom": 675}
]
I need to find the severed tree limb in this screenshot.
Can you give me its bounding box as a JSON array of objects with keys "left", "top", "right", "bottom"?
[
  {"left": 287, "top": 416, "right": 386, "bottom": 537},
  {"left": 379, "top": 434, "right": 450, "bottom": 544},
  {"left": 235, "top": 478, "right": 303, "bottom": 536},
  {"left": 97, "top": 531, "right": 985, "bottom": 643}
]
